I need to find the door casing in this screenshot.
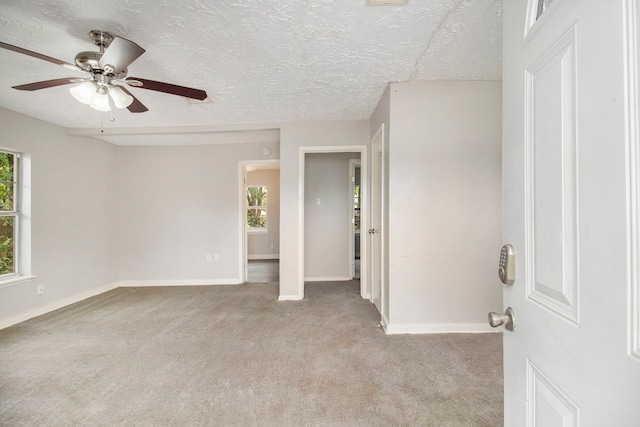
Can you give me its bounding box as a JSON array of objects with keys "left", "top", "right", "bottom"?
[{"left": 370, "top": 124, "right": 384, "bottom": 316}]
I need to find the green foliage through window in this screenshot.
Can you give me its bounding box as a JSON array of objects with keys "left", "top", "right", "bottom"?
[
  {"left": 0, "top": 152, "right": 15, "bottom": 275},
  {"left": 247, "top": 186, "right": 267, "bottom": 228}
]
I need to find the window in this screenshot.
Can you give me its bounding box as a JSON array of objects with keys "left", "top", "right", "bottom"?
[
  {"left": 247, "top": 185, "right": 268, "bottom": 231},
  {"left": 0, "top": 151, "right": 18, "bottom": 277}
]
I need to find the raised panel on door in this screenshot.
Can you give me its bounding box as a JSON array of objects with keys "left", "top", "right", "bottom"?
[
  {"left": 523, "top": 19, "right": 581, "bottom": 422},
  {"left": 527, "top": 360, "right": 579, "bottom": 427},
  {"left": 525, "top": 26, "right": 579, "bottom": 325}
]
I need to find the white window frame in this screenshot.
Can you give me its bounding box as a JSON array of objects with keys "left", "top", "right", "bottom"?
[
  {"left": 0, "top": 151, "right": 19, "bottom": 281},
  {"left": 246, "top": 184, "right": 268, "bottom": 234},
  {"left": 0, "top": 149, "right": 33, "bottom": 288}
]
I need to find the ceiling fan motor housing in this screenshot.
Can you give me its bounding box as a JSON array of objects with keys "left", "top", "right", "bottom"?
[
  {"left": 74, "top": 31, "right": 127, "bottom": 78},
  {"left": 75, "top": 50, "right": 127, "bottom": 79},
  {"left": 74, "top": 50, "right": 102, "bottom": 72}
]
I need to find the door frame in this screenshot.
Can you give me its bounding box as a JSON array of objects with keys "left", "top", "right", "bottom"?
[
  {"left": 238, "top": 159, "right": 280, "bottom": 283},
  {"left": 370, "top": 124, "right": 385, "bottom": 318},
  {"left": 625, "top": 0, "right": 640, "bottom": 362},
  {"left": 298, "top": 145, "right": 369, "bottom": 299}
]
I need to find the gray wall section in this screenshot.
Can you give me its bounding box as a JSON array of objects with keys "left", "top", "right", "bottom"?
[
  {"left": 117, "top": 142, "right": 279, "bottom": 283},
  {"left": 386, "top": 80, "right": 503, "bottom": 329},
  {"left": 0, "top": 108, "right": 118, "bottom": 326}
]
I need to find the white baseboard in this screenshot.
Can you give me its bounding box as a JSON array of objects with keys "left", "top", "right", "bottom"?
[
  {"left": 0, "top": 281, "right": 119, "bottom": 330},
  {"left": 380, "top": 313, "right": 390, "bottom": 330},
  {"left": 118, "top": 279, "right": 242, "bottom": 287},
  {"left": 248, "top": 254, "right": 279, "bottom": 260},
  {"left": 384, "top": 322, "right": 501, "bottom": 335},
  {"left": 304, "top": 276, "right": 352, "bottom": 282},
  {"left": 278, "top": 294, "right": 302, "bottom": 301}
]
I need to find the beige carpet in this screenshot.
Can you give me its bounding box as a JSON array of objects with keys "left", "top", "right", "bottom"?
[{"left": 0, "top": 281, "right": 503, "bottom": 426}]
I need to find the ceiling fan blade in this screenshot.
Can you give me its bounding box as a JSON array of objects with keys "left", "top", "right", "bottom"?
[
  {"left": 0, "top": 41, "right": 83, "bottom": 72},
  {"left": 12, "top": 77, "right": 80, "bottom": 91},
  {"left": 127, "top": 77, "right": 208, "bottom": 100},
  {"left": 119, "top": 86, "right": 148, "bottom": 113},
  {"left": 98, "top": 36, "right": 145, "bottom": 74}
]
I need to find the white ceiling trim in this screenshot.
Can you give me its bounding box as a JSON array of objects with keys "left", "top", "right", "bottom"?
[{"left": 84, "top": 129, "right": 280, "bottom": 146}]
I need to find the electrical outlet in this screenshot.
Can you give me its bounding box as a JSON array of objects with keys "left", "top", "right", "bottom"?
[
  {"left": 37, "top": 284, "right": 44, "bottom": 296},
  {"left": 270, "top": 244, "right": 274, "bottom": 250},
  {"left": 214, "top": 253, "right": 220, "bottom": 262},
  {"left": 206, "top": 253, "right": 212, "bottom": 262}
]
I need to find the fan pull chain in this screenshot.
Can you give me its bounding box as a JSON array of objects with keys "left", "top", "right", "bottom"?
[{"left": 107, "top": 91, "right": 115, "bottom": 123}]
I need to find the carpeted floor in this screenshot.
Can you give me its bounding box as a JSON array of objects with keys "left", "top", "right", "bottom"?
[{"left": 0, "top": 281, "right": 503, "bottom": 426}]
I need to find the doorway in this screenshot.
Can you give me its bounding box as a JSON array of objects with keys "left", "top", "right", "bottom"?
[
  {"left": 239, "top": 160, "right": 280, "bottom": 283},
  {"left": 298, "top": 145, "right": 369, "bottom": 299}
]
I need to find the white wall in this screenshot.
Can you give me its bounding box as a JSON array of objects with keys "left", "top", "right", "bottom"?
[
  {"left": 279, "top": 121, "right": 369, "bottom": 299},
  {"left": 117, "top": 141, "right": 279, "bottom": 285},
  {"left": 247, "top": 168, "right": 280, "bottom": 259},
  {"left": 0, "top": 108, "right": 119, "bottom": 328},
  {"left": 385, "top": 80, "right": 502, "bottom": 333},
  {"left": 304, "top": 152, "right": 359, "bottom": 280}
]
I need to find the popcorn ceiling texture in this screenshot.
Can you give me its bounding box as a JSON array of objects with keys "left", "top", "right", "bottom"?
[{"left": 0, "top": 0, "right": 502, "bottom": 130}]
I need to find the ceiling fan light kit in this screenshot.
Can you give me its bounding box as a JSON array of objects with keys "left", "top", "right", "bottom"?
[
  {"left": 109, "top": 85, "right": 134, "bottom": 109},
  {"left": 90, "top": 91, "right": 111, "bottom": 112},
  {"left": 0, "top": 30, "right": 208, "bottom": 114},
  {"left": 69, "top": 80, "right": 134, "bottom": 112},
  {"left": 69, "top": 81, "right": 96, "bottom": 105}
]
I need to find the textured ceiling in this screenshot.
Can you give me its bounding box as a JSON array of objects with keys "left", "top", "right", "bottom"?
[{"left": 0, "top": 0, "right": 502, "bottom": 138}]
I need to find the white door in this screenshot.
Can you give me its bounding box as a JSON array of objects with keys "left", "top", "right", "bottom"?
[
  {"left": 502, "top": 0, "right": 640, "bottom": 424},
  {"left": 371, "top": 125, "right": 383, "bottom": 313}
]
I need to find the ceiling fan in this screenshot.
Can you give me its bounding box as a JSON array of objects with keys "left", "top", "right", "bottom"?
[{"left": 0, "top": 30, "right": 208, "bottom": 113}]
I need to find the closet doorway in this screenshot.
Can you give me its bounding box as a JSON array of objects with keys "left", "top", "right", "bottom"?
[{"left": 298, "top": 145, "right": 369, "bottom": 300}]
